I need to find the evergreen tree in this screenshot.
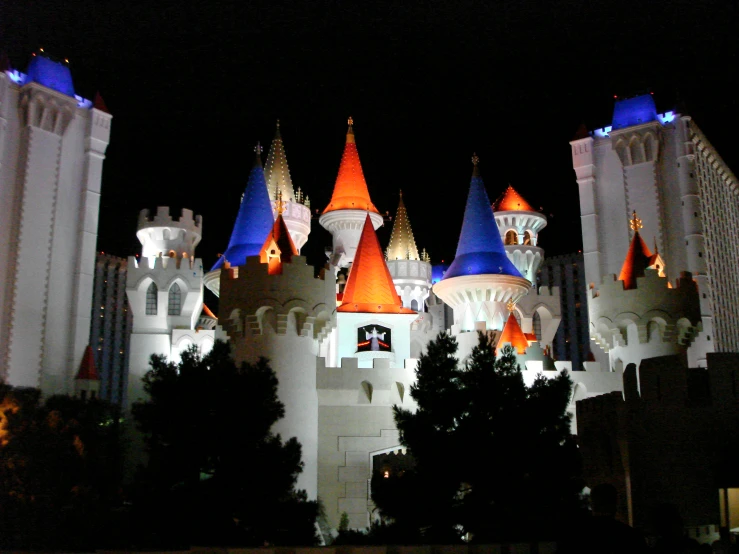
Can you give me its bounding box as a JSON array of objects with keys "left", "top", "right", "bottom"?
[
  {"left": 376, "top": 331, "right": 581, "bottom": 543},
  {"left": 131, "top": 340, "right": 318, "bottom": 547}
]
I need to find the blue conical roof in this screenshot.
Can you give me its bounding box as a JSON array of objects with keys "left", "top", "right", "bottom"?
[
  {"left": 443, "top": 161, "right": 523, "bottom": 280},
  {"left": 212, "top": 149, "right": 275, "bottom": 270}
]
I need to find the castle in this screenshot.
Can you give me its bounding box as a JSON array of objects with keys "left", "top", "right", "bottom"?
[{"left": 2, "top": 55, "right": 737, "bottom": 534}]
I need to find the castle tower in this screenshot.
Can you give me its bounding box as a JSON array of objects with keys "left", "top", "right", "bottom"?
[
  {"left": 264, "top": 121, "right": 311, "bottom": 252},
  {"left": 218, "top": 210, "right": 337, "bottom": 500},
  {"left": 204, "top": 144, "right": 274, "bottom": 297},
  {"left": 432, "top": 156, "right": 531, "bottom": 340},
  {"left": 589, "top": 212, "right": 702, "bottom": 373},
  {"left": 336, "top": 214, "right": 418, "bottom": 367},
  {"left": 385, "top": 191, "right": 432, "bottom": 311},
  {"left": 126, "top": 207, "right": 207, "bottom": 408},
  {"left": 493, "top": 185, "right": 547, "bottom": 283},
  {"left": 0, "top": 52, "right": 112, "bottom": 393},
  {"left": 319, "top": 118, "right": 384, "bottom": 268},
  {"left": 570, "top": 93, "right": 722, "bottom": 366}
]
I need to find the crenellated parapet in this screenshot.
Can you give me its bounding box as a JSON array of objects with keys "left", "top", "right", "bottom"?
[
  {"left": 589, "top": 270, "right": 702, "bottom": 368},
  {"left": 136, "top": 207, "right": 202, "bottom": 260}
]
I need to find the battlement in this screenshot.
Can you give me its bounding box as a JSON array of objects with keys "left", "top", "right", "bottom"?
[
  {"left": 136, "top": 207, "right": 203, "bottom": 259},
  {"left": 127, "top": 254, "right": 202, "bottom": 273}
]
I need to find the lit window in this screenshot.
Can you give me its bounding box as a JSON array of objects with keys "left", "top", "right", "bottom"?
[
  {"left": 146, "top": 283, "right": 158, "bottom": 315},
  {"left": 168, "top": 283, "right": 182, "bottom": 316}
]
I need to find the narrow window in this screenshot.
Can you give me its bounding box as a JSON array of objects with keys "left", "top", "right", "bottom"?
[
  {"left": 146, "top": 283, "right": 158, "bottom": 315},
  {"left": 168, "top": 283, "right": 182, "bottom": 316}
]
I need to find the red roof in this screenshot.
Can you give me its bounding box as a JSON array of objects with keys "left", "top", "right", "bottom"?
[
  {"left": 493, "top": 185, "right": 536, "bottom": 212},
  {"left": 618, "top": 231, "right": 657, "bottom": 290},
  {"left": 201, "top": 304, "right": 217, "bottom": 319},
  {"left": 322, "top": 120, "right": 380, "bottom": 215},
  {"left": 338, "top": 214, "right": 415, "bottom": 314},
  {"left": 260, "top": 214, "right": 298, "bottom": 275},
  {"left": 75, "top": 345, "right": 100, "bottom": 381},
  {"left": 93, "top": 91, "right": 110, "bottom": 114},
  {"left": 497, "top": 313, "right": 530, "bottom": 354}
]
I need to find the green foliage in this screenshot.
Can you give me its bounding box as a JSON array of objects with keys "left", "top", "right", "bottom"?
[
  {"left": 0, "top": 384, "right": 124, "bottom": 550},
  {"left": 374, "top": 331, "right": 582, "bottom": 543},
  {"left": 131, "top": 340, "right": 318, "bottom": 547}
]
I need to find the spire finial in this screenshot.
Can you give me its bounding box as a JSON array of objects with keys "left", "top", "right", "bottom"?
[
  {"left": 472, "top": 153, "right": 480, "bottom": 166},
  {"left": 255, "top": 142, "right": 263, "bottom": 155},
  {"left": 276, "top": 119, "right": 280, "bottom": 129},
  {"left": 348, "top": 116, "right": 354, "bottom": 127},
  {"left": 506, "top": 299, "right": 516, "bottom": 312},
  {"left": 276, "top": 189, "right": 286, "bottom": 215},
  {"left": 399, "top": 189, "right": 403, "bottom": 198},
  {"left": 629, "top": 210, "right": 643, "bottom": 231}
]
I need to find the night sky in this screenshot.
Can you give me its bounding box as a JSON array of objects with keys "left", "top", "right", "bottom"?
[{"left": 3, "top": 1, "right": 739, "bottom": 293}]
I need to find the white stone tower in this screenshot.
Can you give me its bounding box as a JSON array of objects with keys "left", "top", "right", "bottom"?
[
  {"left": 0, "top": 52, "right": 111, "bottom": 393},
  {"left": 126, "top": 207, "right": 206, "bottom": 408},
  {"left": 264, "top": 121, "right": 312, "bottom": 252},
  {"left": 319, "top": 118, "right": 384, "bottom": 268},
  {"left": 385, "top": 191, "right": 432, "bottom": 311}
]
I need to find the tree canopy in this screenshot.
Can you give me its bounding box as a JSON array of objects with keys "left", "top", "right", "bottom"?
[
  {"left": 131, "top": 340, "right": 318, "bottom": 547},
  {"left": 372, "top": 331, "right": 582, "bottom": 543}
]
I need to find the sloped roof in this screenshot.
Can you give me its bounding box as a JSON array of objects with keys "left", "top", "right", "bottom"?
[
  {"left": 26, "top": 52, "right": 75, "bottom": 97},
  {"left": 322, "top": 119, "right": 380, "bottom": 215},
  {"left": 497, "top": 313, "right": 530, "bottom": 354},
  {"left": 338, "top": 214, "right": 415, "bottom": 314},
  {"left": 260, "top": 213, "right": 298, "bottom": 274},
  {"left": 493, "top": 185, "right": 536, "bottom": 212},
  {"left": 264, "top": 120, "right": 296, "bottom": 202},
  {"left": 212, "top": 146, "right": 275, "bottom": 271},
  {"left": 618, "top": 230, "right": 659, "bottom": 290},
  {"left": 75, "top": 346, "right": 100, "bottom": 381},
  {"left": 443, "top": 159, "right": 523, "bottom": 281},
  {"left": 201, "top": 304, "right": 217, "bottom": 319},
  {"left": 386, "top": 191, "right": 420, "bottom": 261}
]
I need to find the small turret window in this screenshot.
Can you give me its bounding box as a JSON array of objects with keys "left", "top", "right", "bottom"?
[
  {"left": 168, "top": 283, "right": 182, "bottom": 316},
  {"left": 523, "top": 231, "right": 533, "bottom": 246},
  {"left": 146, "top": 283, "right": 158, "bottom": 315},
  {"left": 505, "top": 230, "right": 518, "bottom": 245}
]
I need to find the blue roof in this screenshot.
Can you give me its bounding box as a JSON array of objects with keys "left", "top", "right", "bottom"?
[
  {"left": 212, "top": 157, "right": 275, "bottom": 271},
  {"left": 25, "top": 54, "right": 75, "bottom": 97},
  {"left": 443, "top": 172, "right": 523, "bottom": 281},
  {"left": 611, "top": 94, "right": 658, "bottom": 130},
  {"left": 431, "top": 262, "right": 450, "bottom": 284}
]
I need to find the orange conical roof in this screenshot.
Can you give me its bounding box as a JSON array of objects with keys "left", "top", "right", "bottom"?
[
  {"left": 618, "top": 230, "right": 657, "bottom": 290},
  {"left": 497, "top": 312, "right": 530, "bottom": 354},
  {"left": 322, "top": 118, "right": 380, "bottom": 215},
  {"left": 260, "top": 211, "right": 299, "bottom": 275},
  {"left": 201, "top": 304, "right": 217, "bottom": 319},
  {"left": 493, "top": 185, "right": 536, "bottom": 212},
  {"left": 75, "top": 345, "right": 100, "bottom": 381},
  {"left": 338, "top": 214, "right": 415, "bottom": 314}
]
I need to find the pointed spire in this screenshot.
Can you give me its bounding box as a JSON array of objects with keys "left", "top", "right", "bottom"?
[
  {"left": 201, "top": 304, "right": 217, "bottom": 319},
  {"left": 386, "top": 190, "right": 420, "bottom": 261},
  {"left": 211, "top": 144, "right": 274, "bottom": 270},
  {"left": 618, "top": 211, "right": 663, "bottom": 289},
  {"left": 498, "top": 312, "right": 530, "bottom": 354},
  {"left": 93, "top": 91, "right": 110, "bottom": 114},
  {"left": 493, "top": 185, "right": 535, "bottom": 212},
  {"left": 472, "top": 153, "right": 481, "bottom": 177},
  {"left": 322, "top": 117, "right": 380, "bottom": 215},
  {"left": 264, "top": 119, "right": 296, "bottom": 203},
  {"left": 259, "top": 213, "right": 299, "bottom": 275},
  {"left": 338, "top": 215, "right": 415, "bottom": 314},
  {"left": 75, "top": 346, "right": 99, "bottom": 381},
  {"left": 443, "top": 158, "right": 524, "bottom": 280}
]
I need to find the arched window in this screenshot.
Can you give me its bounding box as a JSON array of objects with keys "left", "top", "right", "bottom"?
[
  {"left": 146, "top": 283, "right": 158, "bottom": 315},
  {"left": 505, "top": 230, "right": 518, "bottom": 245},
  {"left": 168, "top": 283, "right": 182, "bottom": 316},
  {"left": 411, "top": 299, "right": 419, "bottom": 311},
  {"left": 523, "top": 231, "right": 532, "bottom": 246},
  {"left": 533, "top": 311, "right": 542, "bottom": 341}
]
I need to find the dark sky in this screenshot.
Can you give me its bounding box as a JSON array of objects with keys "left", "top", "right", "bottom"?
[{"left": 4, "top": 1, "right": 739, "bottom": 277}]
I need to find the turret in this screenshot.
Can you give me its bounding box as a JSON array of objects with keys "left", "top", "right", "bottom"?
[
  {"left": 589, "top": 212, "right": 702, "bottom": 372},
  {"left": 136, "top": 206, "right": 202, "bottom": 264},
  {"left": 385, "top": 191, "right": 432, "bottom": 311},
  {"left": 493, "top": 185, "right": 547, "bottom": 282},
  {"left": 319, "top": 118, "right": 384, "bottom": 268},
  {"left": 74, "top": 345, "right": 100, "bottom": 400},
  {"left": 204, "top": 144, "right": 274, "bottom": 296},
  {"left": 264, "top": 121, "right": 312, "bottom": 251},
  {"left": 432, "top": 155, "right": 531, "bottom": 334}
]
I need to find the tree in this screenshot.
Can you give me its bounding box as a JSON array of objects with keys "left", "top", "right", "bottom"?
[
  {"left": 131, "top": 340, "right": 318, "bottom": 547},
  {"left": 373, "top": 331, "right": 582, "bottom": 543},
  {"left": 0, "top": 384, "right": 124, "bottom": 550}
]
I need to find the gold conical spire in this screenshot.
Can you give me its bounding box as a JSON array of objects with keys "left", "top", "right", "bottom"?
[
  {"left": 386, "top": 190, "right": 420, "bottom": 261},
  {"left": 264, "top": 119, "right": 296, "bottom": 202}
]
